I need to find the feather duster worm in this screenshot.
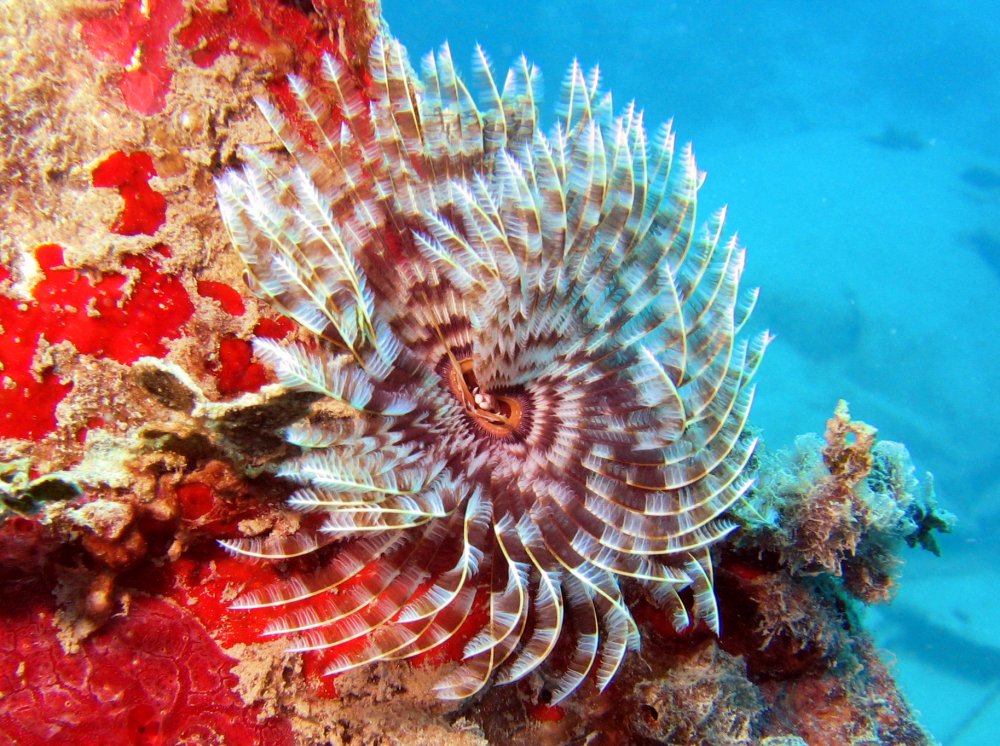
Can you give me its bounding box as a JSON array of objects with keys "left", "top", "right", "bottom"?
[{"left": 216, "top": 33, "right": 768, "bottom": 701}]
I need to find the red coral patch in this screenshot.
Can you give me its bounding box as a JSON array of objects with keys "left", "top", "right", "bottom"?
[
  {"left": 0, "top": 588, "right": 293, "bottom": 745},
  {"left": 156, "top": 552, "right": 287, "bottom": 648},
  {"left": 79, "top": 0, "right": 187, "bottom": 116},
  {"left": 178, "top": 0, "right": 334, "bottom": 70},
  {"left": 0, "top": 245, "right": 194, "bottom": 440},
  {"left": 32, "top": 246, "right": 194, "bottom": 363},
  {"left": 177, "top": 0, "right": 348, "bottom": 143},
  {"left": 176, "top": 482, "right": 216, "bottom": 521},
  {"left": 0, "top": 255, "right": 69, "bottom": 440},
  {"left": 215, "top": 337, "right": 269, "bottom": 395},
  {"left": 197, "top": 280, "right": 247, "bottom": 316},
  {"left": 176, "top": 0, "right": 272, "bottom": 68},
  {"left": 254, "top": 316, "right": 295, "bottom": 340},
  {"left": 92, "top": 151, "right": 167, "bottom": 236}
]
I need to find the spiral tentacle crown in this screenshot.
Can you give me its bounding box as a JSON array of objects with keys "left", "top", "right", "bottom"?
[{"left": 216, "top": 32, "right": 769, "bottom": 701}]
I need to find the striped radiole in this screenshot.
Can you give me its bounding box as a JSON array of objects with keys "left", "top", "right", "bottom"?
[{"left": 216, "top": 32, "right": 768, "bottom": 701}]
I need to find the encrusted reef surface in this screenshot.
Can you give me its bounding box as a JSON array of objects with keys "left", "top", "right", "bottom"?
[{"left": 0, "top": 1, "right": 952, "bottom": 744}]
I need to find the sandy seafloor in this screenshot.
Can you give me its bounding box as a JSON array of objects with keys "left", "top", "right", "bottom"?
[{"left": 384, "top": 1, "right": 1000, "bottom": 742}]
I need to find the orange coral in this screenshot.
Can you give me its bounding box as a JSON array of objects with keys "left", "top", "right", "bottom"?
[
  {"left": 787, "top": 401, "right": 875, "bottom": 578},
  {"left": 822, "top": 399, "right": 878, "bottom": 485}
]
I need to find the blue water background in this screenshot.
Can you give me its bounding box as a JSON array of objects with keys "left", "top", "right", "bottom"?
[{"left": 384, "top": 1, "right": 1000, "bottom": 741}]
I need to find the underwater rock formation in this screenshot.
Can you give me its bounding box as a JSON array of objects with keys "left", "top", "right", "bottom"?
[{"left": 0, "top": 1, "right": 950, "bottom": 744}]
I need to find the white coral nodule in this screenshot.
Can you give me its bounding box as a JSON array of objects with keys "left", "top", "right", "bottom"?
[{"left": 215, "top": 32, "right": 768, "bottom": 702}]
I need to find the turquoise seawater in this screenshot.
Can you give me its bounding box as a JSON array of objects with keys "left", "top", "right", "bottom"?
[{"left": 384, "top": 1, "right": 1000, "bottom": 742}]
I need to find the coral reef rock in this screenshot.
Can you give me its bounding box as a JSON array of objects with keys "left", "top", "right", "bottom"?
[{"left": 1, "top": 0, "right": 949, "bottom": 742}]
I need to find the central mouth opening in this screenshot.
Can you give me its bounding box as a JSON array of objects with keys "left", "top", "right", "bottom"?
[{"left": 449, "top": 357, "right": 523, "bottom": 438}]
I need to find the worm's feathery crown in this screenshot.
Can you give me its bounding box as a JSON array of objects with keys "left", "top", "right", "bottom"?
[{"left": 216, "top": 34, "right": 768, "bottom": 701}]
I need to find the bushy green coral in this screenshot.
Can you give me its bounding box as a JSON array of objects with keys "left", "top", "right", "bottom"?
[{"left": 865, "top": 442, "right": 952, "bottom": 556}]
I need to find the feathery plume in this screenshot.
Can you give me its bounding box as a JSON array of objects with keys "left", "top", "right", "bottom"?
[{"left": 216, "top": 33, "right": 768, "bottom": 701}]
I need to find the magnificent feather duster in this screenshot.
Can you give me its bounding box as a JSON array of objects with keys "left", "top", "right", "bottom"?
[{"left": 216, "top": 32, "right": 768, "bottom": 701}]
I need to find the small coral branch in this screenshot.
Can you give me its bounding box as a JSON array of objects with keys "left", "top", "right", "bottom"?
[{"left": 823, "top": 399, "right": 878, "bottom": 483}]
